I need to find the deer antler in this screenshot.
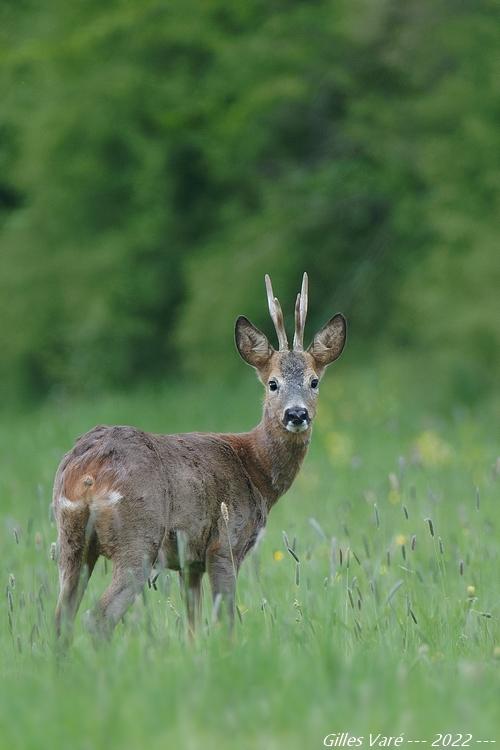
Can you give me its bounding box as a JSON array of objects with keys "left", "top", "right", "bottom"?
[
  {"left": 293, "top": 272, "right": 308, "bottom": 350},
  {"left": 265, "top": 274, "right": 289, "bottom": 350}
]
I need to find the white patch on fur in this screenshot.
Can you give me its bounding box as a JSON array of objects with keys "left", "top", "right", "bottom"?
[
  {"left": 97, "top": 490, "right": 123, "bottom": 506},
  {"left": 285, "top": 421, "right": 309, "bottom": 433},
  {"left": 58, "top": 495, "right": 85, "bottom": 511}
]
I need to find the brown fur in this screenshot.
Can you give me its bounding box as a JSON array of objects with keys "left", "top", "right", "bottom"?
[
  {"left": 53, "top": 276, "right": 346, "bottom": 641},
  {"left": 61, "top": 461, "right": 118, "bottom": 502}
]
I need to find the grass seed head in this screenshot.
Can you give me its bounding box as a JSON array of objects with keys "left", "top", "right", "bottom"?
[
  {"left": 348, "top": 588, "right": 354, "bottom": 609},
  {"left": 362, "top": 535, "right": 370, "bottom": 558},
  {"left": 309, "top": 517, "right": 326, "bottom": 539}
]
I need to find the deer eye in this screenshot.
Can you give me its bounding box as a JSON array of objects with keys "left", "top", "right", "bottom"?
[
  {"left": 311, "top": 378, "right": 319, "bottom": 389},
  {"left": 268, "top": 380, "right": 278, "bottom": 392}
]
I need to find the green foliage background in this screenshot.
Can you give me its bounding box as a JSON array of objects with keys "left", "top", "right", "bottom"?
[
  {"left": 1, "top": 5, "right": 499, "bottom": 744},
  {"left": 0, "top": 0, "right": 498, "bottom": 399}
]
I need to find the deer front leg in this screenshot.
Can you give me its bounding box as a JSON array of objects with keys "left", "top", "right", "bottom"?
[
  {"left": 206, "top": 546, "right": 237, "bottom": 629},
  {"left": 179, "top": 564, "right": 203, "bottom": 636}
]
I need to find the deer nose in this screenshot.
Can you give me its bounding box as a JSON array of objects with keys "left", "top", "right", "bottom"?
[{"left": 284, "top": 407, "right": 309, "bottom": 426}]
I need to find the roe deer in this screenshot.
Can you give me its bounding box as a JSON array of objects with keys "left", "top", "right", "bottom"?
[{"left": 53, "top": 273, "right": 346, "bottom": 639}]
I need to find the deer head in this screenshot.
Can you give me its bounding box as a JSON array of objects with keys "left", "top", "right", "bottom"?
[{"left": 235, "top": 273, "right": 346, "bottom": 434}]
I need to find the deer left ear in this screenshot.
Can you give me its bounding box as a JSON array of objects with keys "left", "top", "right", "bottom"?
[{"left": 308, "top": 314, "right": 347, "bottom": 368}]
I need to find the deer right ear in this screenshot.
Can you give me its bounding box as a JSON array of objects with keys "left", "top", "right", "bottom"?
[{"left": 235, "top": 316, "right": 274, "bottom": 369}]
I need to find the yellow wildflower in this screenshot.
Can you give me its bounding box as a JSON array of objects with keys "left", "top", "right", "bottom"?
[
  {"left": 325, "top": 431, "right": 353, "bottom": 466},
  {"left": 413, "top": 430, "right": 453, "bottom": 468},
  {"left": 388, "top": 473, "right": 400, "bottom": 491},
  {"left": 388, "top": 489, "right": 401, "bottom": 505},
  {"left": 273, "top": 550, "right": 284, "bottom": 562}
]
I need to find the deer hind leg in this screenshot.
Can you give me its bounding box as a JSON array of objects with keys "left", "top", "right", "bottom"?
[
  {"left": 87, "top": 562, "right": 146, "bottom": 639},
  {"left": 206, "top": 547, "right": 237, "bottom": 629},
  {"left": 87, "top": 542, "right": 158, "bottom": 640},
  {"left": 55, "top": 510, "right": 99, "bottom": 642}
]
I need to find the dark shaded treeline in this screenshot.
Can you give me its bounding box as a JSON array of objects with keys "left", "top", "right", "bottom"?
[{"left": 0, "top": 0, "right": 498, "bottom": 399}]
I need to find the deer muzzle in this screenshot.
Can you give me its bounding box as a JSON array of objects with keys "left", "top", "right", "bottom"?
[{"left": 283, "top": 406, "right": 310, "bottom": 433}]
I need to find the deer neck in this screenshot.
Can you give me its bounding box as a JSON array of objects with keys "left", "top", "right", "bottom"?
[{"left": 243, "top": 407, "right": 311, "bottom": 507}]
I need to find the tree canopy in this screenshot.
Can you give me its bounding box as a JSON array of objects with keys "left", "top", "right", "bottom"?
[{"left": 1, "top": 0, "right": 498, "bottom": 399}]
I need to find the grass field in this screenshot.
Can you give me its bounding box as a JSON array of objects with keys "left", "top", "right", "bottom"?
[{"left": 1, "top": 362, "right": 499, "bottom": 750}]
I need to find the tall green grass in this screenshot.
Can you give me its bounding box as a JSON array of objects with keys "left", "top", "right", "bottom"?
[{"left": 1, "top": 363, "right": 499, "bottom": 749}]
